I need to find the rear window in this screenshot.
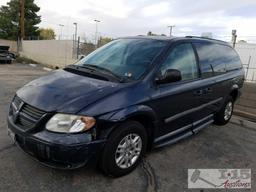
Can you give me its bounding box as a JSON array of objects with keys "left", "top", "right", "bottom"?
[{"left": 194, "top": 43, "right": 242, "bottom": 78}]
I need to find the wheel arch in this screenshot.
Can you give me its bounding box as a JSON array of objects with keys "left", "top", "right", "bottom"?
[
  {"left": 99, "top": 105, "right": 159, "bottom": 149},
  {"left": 230, "top": 84, "right": 239, "bottom": 101}
]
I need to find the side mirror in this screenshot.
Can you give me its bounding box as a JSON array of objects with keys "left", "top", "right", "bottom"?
[
  {"left": 156, "top": 69, "right": 182, "bottom": 84},
  {"left": 79, "top": 55, "right": 85, "bottom": 60}
]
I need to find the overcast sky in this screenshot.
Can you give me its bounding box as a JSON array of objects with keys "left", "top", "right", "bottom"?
[{"left": 1, "top": 0, "right": 256, "bottom": 42}]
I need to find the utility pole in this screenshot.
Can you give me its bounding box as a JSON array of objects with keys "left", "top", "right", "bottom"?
[
  {"left": 73, "top": 22, "right": 78, "bottom": 42},
  {"left": 73, "top": 22, "right": 78, "bottom": 58},
  {"left": 18, "top": 0, "right": 25, "bottom": 52},
  {"left": 59, "top": 24, "right": 64, "bottom": 40},
  {"left": 232, "top": 29, "right": 237, "bottom": 48},
  {"left": 77, "top": 36, "right": 80, "bottom": 59},
  {"left": 167, "top": 25, "right": 175, "bottom": 37},
  {"left": 20, "top": 0, "right": 25, "bottom": 39},
  {"left": 94, "top": 19, "right": 100, "bottom": 49}
]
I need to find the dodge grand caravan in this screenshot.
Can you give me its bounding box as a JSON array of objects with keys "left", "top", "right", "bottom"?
[{"left": 7, "top": 36, "right": 244, "bottom": 177}]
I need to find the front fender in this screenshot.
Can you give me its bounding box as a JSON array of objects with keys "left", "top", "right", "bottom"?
[
  {"left": 98, "top": 105, "right": 158, "bottom": 122},
  {"left": 96, "top": 105, "right": 159, "bottom": 142}
]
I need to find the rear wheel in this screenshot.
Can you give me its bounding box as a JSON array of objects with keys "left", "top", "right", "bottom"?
[
  {"left": 214, "top": 96, "right": 234, "bottom": 125},
  {"left": 100, "top": 121, "right": 147, "bottom": 177}
]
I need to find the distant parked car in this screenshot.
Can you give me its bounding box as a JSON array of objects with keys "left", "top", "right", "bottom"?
[
  {"left": 0, "top": 46, "right": 15, "bottom": 63},
  {"left": 7, "top": 36, "right": 244, "bottom": 177}
]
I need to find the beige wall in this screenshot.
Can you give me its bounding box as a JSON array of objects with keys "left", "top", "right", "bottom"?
[
  {"left": 0, "top": 39, "right": 17, "bottom": 52},
  {"left": 236, "top": 82, "right": 256, "bottom": 115},
  {"left": 19, "top": 40, "right": 256, "bottom": 76},
  {"left": 20, "top": 40, "right": 76, "bottom": 68}
]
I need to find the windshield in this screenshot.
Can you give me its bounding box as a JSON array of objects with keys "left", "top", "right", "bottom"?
[{"left": 75, "top": 38, "right": 167, "bottom": 80}]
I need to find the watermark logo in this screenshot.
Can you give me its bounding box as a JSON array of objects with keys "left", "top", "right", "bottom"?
[{"left": 188, "top": 169, "right": 251, "bottom": 189}]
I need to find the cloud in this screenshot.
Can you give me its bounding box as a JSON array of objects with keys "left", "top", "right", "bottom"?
[
  {"left": 1, "top": 0, "right": 256, "bottom": 42},
  {"left": 225, "top": 4, "right": 256, "bottom": 17},
  {"left": 0, "top": 0, "right": 8, "bottom": 5},
  {"left": 141, "top": 2, "right": 170, "bottom": 17},
  {"left": 78, "top": 0, "right": 134, "bottom": 18}
]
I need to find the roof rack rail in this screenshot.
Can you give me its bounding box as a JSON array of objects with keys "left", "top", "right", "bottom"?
[{"left": 185, "top": 36, "right": 227, "bottom": 43}]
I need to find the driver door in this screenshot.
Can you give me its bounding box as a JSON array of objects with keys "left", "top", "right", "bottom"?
[{"left": 152, "top": 43, "right": 202, "bottom": 138}]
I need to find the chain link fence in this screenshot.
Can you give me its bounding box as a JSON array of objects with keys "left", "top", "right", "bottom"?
[{"left": 235, "top": 43, "right": 256, "bottom": 82}]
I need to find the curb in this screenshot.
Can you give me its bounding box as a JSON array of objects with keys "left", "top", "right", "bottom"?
[
  {"left": 233, "top": 109, "right": 256, "bottom": 121},
  {"left": 43, "top": 67, "right": 52, "bottom": 71},
  {"left": 29, "top": 63, "right": 37, "bottom": 67},
  {"left": 230, "top": 115, "right": 256, "bottom": 130}
]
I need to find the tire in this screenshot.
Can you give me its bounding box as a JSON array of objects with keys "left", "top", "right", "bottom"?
[
  {"left": 214, "top": 96, "right": 234, "bottom": 125},
  {"left": 100, "top": 121, "right": 147, "bottom": 177}
]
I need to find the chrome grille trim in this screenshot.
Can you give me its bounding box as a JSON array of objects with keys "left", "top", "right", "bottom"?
[{"left": 11, "top": 96, "right": 46, "bottom": 131}]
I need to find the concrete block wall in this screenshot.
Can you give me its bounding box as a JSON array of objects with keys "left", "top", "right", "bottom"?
[
  {"left": 0, "top": 39, "right": 17, "bottom": 52},
  {"left": 20, "top": 40, "right": 76, "bottom": 68}
]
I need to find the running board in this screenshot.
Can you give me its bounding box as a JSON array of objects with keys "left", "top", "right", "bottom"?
[
  {"left": 193, "top": 119, "right": 214, "bottom": 134},
  {"left": 154, "top": 124, "right": 192, "bottom": 143},
  {"left": 154, "top": 131, "right": 193, "bottom": 148},
  {"left": 154, "top": 115, "right": 214, "bottom": 148}
]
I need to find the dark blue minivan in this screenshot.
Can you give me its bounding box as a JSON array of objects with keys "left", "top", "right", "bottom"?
[{"left": 7, "top": 36, "right": 244, "bottom": 176}]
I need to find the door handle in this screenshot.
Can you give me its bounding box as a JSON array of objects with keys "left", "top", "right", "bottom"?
[
  {"left": 204, "top": 87, "right": 212, "bottom": 93},
  {"left": 193, "top": 90, "right": 203, "bottom": 96}
]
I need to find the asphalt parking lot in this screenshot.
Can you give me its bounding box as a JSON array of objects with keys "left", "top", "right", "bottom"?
[{"left": 0, "top": 63, "right": 255, "bottom": 192}]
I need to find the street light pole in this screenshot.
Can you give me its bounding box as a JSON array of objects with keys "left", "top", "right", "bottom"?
[
  {"left": 59, "top": 24, "right": 64, "bottom": 40},
  {"left": 73, "top": 22, "right": 78, "bottom": 59},
  {"left": 167, "top": 25, "right": 175, "bottom": 37},
  {"left": 94, "top": 19, "right": 100, "bottom": 49}
]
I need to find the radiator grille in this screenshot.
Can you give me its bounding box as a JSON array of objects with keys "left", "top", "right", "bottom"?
[{"left": 11, "top": 96, "right": 46, "bottom": 131}]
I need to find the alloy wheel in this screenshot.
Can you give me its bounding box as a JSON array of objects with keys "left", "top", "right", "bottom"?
[
  {"left": 115, "top": 133, "right": 142, "bottom": 169},
  {"left": 224, "top": 101, "right": 233, "bottom": 121}
]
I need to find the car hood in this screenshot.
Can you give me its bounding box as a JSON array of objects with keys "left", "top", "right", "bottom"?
[{"left": 16, "top": 69, "right": 124, "bottom": 113}]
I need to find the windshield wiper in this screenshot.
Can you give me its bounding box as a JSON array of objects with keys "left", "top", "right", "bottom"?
[
  {"left": 82, "top": 64, "right": 126, "bottom": 82},
  {"left": 65, "top": 64, "right": 127, "bottom": 83},
  {"left": 64, "top": 65, "right": 109, "bottom": 81}
]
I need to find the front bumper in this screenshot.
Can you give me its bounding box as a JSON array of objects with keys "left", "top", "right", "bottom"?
[{"left": 7, "top": 116, "right": 106, "bottom": 169}]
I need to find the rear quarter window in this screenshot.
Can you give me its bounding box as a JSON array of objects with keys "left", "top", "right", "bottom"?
[
  {"left": 221, "top": 46, "right": 242, "bottom": 71},
  {"left": 194, "top": 42, "right": 242, "bottom": 78}
]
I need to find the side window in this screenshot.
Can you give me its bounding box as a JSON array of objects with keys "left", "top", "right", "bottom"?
[
  {"left": 194, "top": 43, "right": 214, "bottom": 78},
  {"left": 210, "top": 44, "right": 227, "bottom": 75},
  {"left": 194, "top": 43, "right": 240, "bottom": 77},
  {"left": 221, "top": 46, "right": 242, "bottom": 71},
  {"left": 160, "top": 43, "right": 198, "bottom": 81}
]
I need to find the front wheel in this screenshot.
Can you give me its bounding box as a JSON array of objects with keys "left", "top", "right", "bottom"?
[
  {"left": 100, "top": 121, "right": 147, "bottom": 177},
  {"left": 214, "top": 96, "right": 234, "bottom": 125}
]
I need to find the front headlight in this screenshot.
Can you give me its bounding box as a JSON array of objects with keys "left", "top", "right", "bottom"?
[{"left": 46, "top": 114, "right": 96, "bottom": 133}]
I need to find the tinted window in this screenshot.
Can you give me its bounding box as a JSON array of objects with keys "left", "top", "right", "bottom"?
[
  {"left": 222, "top": 46, "right": 242, "bottom": 71},
  {"left": 194, "top": 43, "right": 214, "bottom": 78},
  {"left": 160, "top": 43, "right": 198, "bottom": 81},
  {"left": 75, "top": 39, "right": 167, "bottom": 80},
  {"left": 194, "top": 43, "right": 242, "bottom": 78}
]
